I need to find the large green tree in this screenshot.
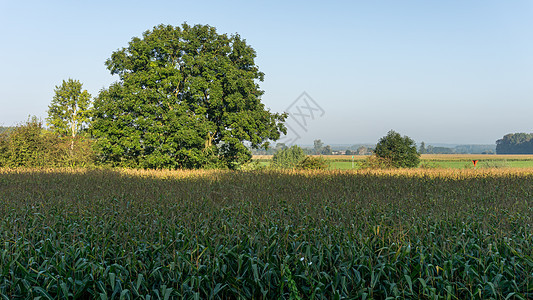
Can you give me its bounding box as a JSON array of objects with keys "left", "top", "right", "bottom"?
[
  {"left": 91, "top": 23, "right": 286, "bottom": 169},
  {"left": 374, "top": 130, "right": 420, "bottom": 168},
  {"left": 496, "top": 133, "right": 533, "bottom": 154},
  {"left": 47, "top": 79, "right": 92, "bottom": 141}
]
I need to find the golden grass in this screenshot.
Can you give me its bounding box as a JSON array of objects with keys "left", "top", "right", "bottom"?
[{"left": 6, "top": 165, "right": 530, "bottom": 179}]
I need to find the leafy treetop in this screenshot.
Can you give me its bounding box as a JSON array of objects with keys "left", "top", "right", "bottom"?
[
  {"left": 47, "top": 79, "right": 92, "bottom": 138},
  {"left": 91, "top": 23, "right": 286, "bottom": 169},
  {"left": 374, "top": 130, "right": 420, "bottom": 168}
]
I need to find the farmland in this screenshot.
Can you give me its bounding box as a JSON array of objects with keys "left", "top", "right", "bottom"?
[
  {"left": 1, "top": 168, "right": 532, "bottom": 298},
  {"left": 254, "top": 154, "right": 533, "bottom": 170}
]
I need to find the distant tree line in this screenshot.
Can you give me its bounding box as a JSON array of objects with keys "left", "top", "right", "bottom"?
[
  {"left": 254, "top": 140, "right": 495, "bottom": 157},
  {"left": 496, "top": 133, "right": 533, "bottom": 154},
  {"left": 419, "top": 142, "right": 495, "bottom": 155},
  {"left": 252, "top": 140, "right": 374, "bottom": 156}
]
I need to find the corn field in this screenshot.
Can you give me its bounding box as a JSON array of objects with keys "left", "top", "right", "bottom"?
[{"left": 0, "top": 168, "right": 532, "bottom": 299}]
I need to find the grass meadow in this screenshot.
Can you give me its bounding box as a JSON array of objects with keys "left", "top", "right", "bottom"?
[
  {"left": 0, "top": 167, "right": 532, "bottom": 299},
  {"left": 254, "top": 154, "right": 533, "bottom": 170}
]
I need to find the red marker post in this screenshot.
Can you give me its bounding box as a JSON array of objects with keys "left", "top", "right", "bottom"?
[{"left": 472, "top": 160, "right": 479, "bottom": 168}]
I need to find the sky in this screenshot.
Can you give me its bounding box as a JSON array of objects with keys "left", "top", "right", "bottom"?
[{"left": 1, "top": 0, "right": 532, "bottom": 145}]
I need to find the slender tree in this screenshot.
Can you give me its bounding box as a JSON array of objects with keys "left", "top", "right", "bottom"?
[
  {"left": 419, "top": 141, "right": 427, "bottom": 154},
  {"left": 322, "top": 145, "right": 332, "bottom": 155},
  {"left": 47, "top": 79, "right": 92, "bottom": 151},
  {"left": 313, "top": 139, "right": 324, "bottom": 155}
]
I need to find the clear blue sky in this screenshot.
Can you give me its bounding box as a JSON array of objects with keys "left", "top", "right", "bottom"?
[{"left": 1, "top": 0, "right": 532, "bottom": 145}]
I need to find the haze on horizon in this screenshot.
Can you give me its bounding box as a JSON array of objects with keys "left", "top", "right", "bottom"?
[{"left": 1, "top": 1, "right": 532, "bottom": 146}]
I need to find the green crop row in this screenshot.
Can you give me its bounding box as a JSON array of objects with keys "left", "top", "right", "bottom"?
[{"left": 0, "top": 168, "right": 532, "bottom": 299}]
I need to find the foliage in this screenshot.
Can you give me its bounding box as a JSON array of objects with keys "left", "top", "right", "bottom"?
[
  {"left": 313, "top": 139, "right": 323, "bottom": 155},
  {"left": 0, "top": 168, "right": 531, "bottom": 299},
  {"left": 47, "top": 79, "right": 92, "bottom": 138},
  {"left": 496, "top": 133, "right": 533, "bottom": 154},
  {"left": 237, "top": 159, "right": 265, "bottom": 171},
  {"left": 356, "top": 146, "right": 371, "bottom": 155},
  {"left": 0, "top": 117, "right": 61, "bottom": 167},
  {"left": 455, "top": 144, "right": 496, "bottom": 154},
  {"left": 427, "top": 146, "right": 455, "bottom": 154},
  {"left": 271, "top": 145, "right": 306, "bottom": 168},
  {"left": 418, "top": 161, "right": 439, "bottom": 169},
  {"left": 358, "top": 155, "right": 393, "bottom": 169},
  {"left": 91, "top": 23, "right": 286, "bottom": 169},
  {"left": 312, "top": 140, "right": 333, "bottom": 155},
  {"left": 321, "top": 145, "right": 332, "bottom": 155},
  {"left": 296, "top": 156, "right": 329, "bottom": 170},
  {"left": 374, "top": 130, "right": 420, "bottom": 168},
  {"left": 419, "top": 141, "right": 427, "bottom": 154},
  {"left": 58, "top": 137, "right": 96, "bottom": 167},
  {"left": 0, "top": 117, "right": 94, "bottom": 168}
]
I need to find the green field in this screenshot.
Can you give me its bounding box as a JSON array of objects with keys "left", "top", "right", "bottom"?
[
  {"left": 329, "top": 160, "right": 533, "bottom": 169},
  {"left": 1, "top": 168, "right": 532, "bottom": 298},
  {"left": 254, "top": 154, "right": 533, "bottom": 170}
]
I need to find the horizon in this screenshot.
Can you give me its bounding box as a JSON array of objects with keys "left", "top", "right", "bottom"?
[{"left": 0, "top": 123, "right": 505, "bottom": 147}]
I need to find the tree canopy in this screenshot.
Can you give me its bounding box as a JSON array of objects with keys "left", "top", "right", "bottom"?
[
  {"left": 496, "top": 133, "right": 533, "bottom": 154},
  {"left": 91, "top": 23, "right": 286, "bottom": 169},
  {"left": 47, "top": 79, "right": 92, "bottom": 138},
  {"left": 374, "top": 130, "right": 420, "bottom": 168}
]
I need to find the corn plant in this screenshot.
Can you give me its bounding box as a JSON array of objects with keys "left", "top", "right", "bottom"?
[{"left": 0, "top": 168, "right": 531, "bottom": 298}]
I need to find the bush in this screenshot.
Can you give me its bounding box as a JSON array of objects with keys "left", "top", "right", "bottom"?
[
  {"left": 0, "top": 117, "right": 59, "bottom": 167},
  {"left": 374, "top": 130, "right": 420, "bottom": 168},
  {"left": 271, "top": 145, "right": 306, "bottom": 168},
  {"left": 59, "top": 137, "right": 96, "bottom": 167},
  {"left": 0, "top": 117, "right": 95, "bottom": 168},
  {"left": 238, "top": 160, "right": 266, "bottom": 171},
  {"left": 297, "top": 156, "right": 329, "bottom": 170},
  {"left": 358, "top": 155, "right": 393, "bottom": 169},
  {"left": 296, "top": 156, "right": 329, "bottom": 170},
  {"left": 419, "top": 162, "right": 439, "bottom": 169}
]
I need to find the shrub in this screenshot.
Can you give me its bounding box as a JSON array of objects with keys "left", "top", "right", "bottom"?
[
  {"left": 0, "top": 117, "right": 95, "bottom": 168},
  {"left": 419, "top": 162, "right": 439, "bottom": 169},
  {"left": 0, "top": 117, "right": 59, "bottom": 167},
  {"left": 59, "top": 136, "right": 96, "bottom": 167},
  {"left": 238, "top": 160, "right": 266, "bottom": 171},
  {"left": 374, "top": 130, "right": 420, "bottom": 168},
  {"left": 271, "top": 145, "right": 306, "bottom": 168},
  {"left": 358, "top": 155, "right": 393, "bottom": 169},
  {"left": 297, "top": 156, "right": 329, "bottom": 170}
]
